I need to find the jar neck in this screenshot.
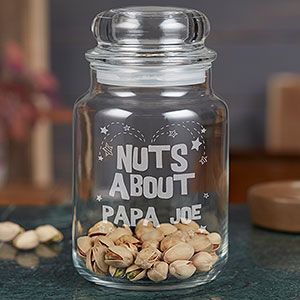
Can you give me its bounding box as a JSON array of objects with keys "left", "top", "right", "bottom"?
[{"left": 89, "top": 67, "right": 213, "bottom": 94}]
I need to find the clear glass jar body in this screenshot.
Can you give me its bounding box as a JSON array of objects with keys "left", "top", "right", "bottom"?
[{"left": 72, "top": 68, "right": 229, "bottom": 290}]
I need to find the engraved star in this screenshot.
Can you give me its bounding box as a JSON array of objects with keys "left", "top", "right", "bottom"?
[
  {"left": 203, "top": 193, "right": 209, "bottom": 199},
  {"left": 98, "top": 155, "right": 103, "bottom": 161},
  {"left": 201, "top": 128, "right": 207, "bottom": 134},
  {"left": 124, "top": 125, "right": 131, "bottom": 131},
  {"left": 100, "top": 126, "right": 108, "bottom": 134},
  {"left": 168, "top": 130, "right": 178, "bottom": 138},
  {"left": 102, "top": 143, "right": 113, "bottom": 157},
  {"left": 96, "top": 195, "right": 102, "bottom": 202},
  {"left": 199, "top": 155, "right": 208, "bottom": 165},
  {"left": 191, "top": 137, "right": 202, "bottom": 151}
]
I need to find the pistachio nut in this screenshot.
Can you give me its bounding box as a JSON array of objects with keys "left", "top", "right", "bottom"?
[
  {"left": 169, "top": 260, "right": 196, "bottom": 280},
  {"left": 77, "top": 236, "right": 93, "bottom": 258},
  {"left": 192, "top": 251, "right": 214, "bottom": 272},
  {"left": 147, "top": 261, "right": 168, "bottom": 282},
  {"left": 136, "top": 219, "right": 154, "bottom": 231},
  {"left": 163, "top": 242, "right": 194, "bottom": 264},
  {"left": 16, "top": 253, "right": 39, "bottom": 269},
  {"left": 115, "top": 235, "right": 140, "bottom": 246},
  {"left": 93, "top": 235, "right": 114, "bottom": 248},
  {"left": 187, "top": 234, "right": 212, "bottom": 253},
  {"left": 122, "top": 224, "right": 133, "bottom": 235},
  {"left": 104, "top": 245, "right": 134, "bottom": 268},
  {"left": 85, "top": 248, "right": 96, "bottom": 273},
  {"left": 135, "top": 219, "right": 154, "bottom": 239},
  {"left": 107, "top": 227, "right": 132, "bottom": 243},
  {"left": 207, "top": 232, "right": 221, "bottom": 250},
  {"left": 120, "top": 242, "right": 139, "bottom": 257},
  {"left": 174, "top": 220, "right": 199, "bottom": 232},
  {"left": 109, "top": 265, "right": 126, "bottom": 278},
  {"left": 196, "top": 227, "right": 210, "bottom": 235},
  {"left": 160, "top": 232, "right": 186, "bottom": 252},
  {"left": 141, "top": 240, "right": 159, "bottom": 249},
  {"left": 140, "top": 229, "right": 164, "bottom": 242},
  {"left": 156, "top": 223, "right": 177, "bottom": 236},
  {"left": 126, "top": 264, "right": 147, "bottom": 281},
  {"left": 93, "top": 244, "right": 109, "bottom": 273},
  {"left": 35, "top": 224, "right": 63, "bottom": 243},
  {"left": 13, "top": 230, "right": 39, "bottom": 250},
  {"left": 135, "top": 247, "right": 161, "bottom": 269},
  {"left": 88, "top": 220, "right": 115, "bottom": 237},
  {"left": 135, "top": 226, "right": 154, "bottom": 239},
  {"left": 0, "top": 221, "right": 24, "bottom": 242}
]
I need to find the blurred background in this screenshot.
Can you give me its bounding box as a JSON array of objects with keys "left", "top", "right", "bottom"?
[{"left": 1, "top": 0, "right": 300, "bottom": 204}]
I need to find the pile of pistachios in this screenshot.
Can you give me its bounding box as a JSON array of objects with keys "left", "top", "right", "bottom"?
[
  {"left": 0, "top": 221, "right": 63, "bottom": 250},
  {"left": 77, "top": 219, "right": 221, "bottom": 282}
]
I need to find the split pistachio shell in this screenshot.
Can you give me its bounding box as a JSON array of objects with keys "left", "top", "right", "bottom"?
[
  {"left": 104, "top": 245, "right": 134, "bottom": 268},
  {"left": 207, "top": 232, "right": 222, "bottom": 250},
  {"left": 13, "top": 230, "right": 39, "bottom": 250},
  {"left": 88, "top": 221, "right": 115, "bottom": 237},
  {"left": 169, "top": 260, "right": 196, "bottom": 280},
  {"left": 122, "top": 224, "right": 133, "bottom": 235},
  {"left": 142, "top": 240, "right": 159, "bottom": 249},
  {"left": 175, "top": 220, "right": 199, "bottom": 232},
  {"left": 94, "top": 235, "right": 114, "bottom": 248},
  {"left": 35, "top": 225, "right": 63, "bottom": 243},
  {"left": 192, "top": 251, "right": 214, "bottom": 272},
  {"left": 160, "top": 232, "right": 186, "bottom": 252},
  {"left": 157, "top": 223, "right": 177, "bottom": 236},
  {"left": 126, "top": 264, "right": 147, "bottom": 281},
  {"left": 187, "top": 234, "right": 212, "bottom": 253},
  {"left": 115, "top": 235, "right": 140, "bottom": 246},
  {"left": 147, "top": 261, "right": 168, "bottom": 282},
  {"left": 107, "top": 228, "right": 132, "bottom": 243},
  {"left": 93, "top": 245, "right": 109, "bottom": 273},
  {"left": 136, "top": 219, "right": 154, "bottom": 231},
  {"left": 135, "top": 247, "right": 161, "bottom": 269},
  {"left": 135, "top": 219, "right": 154, "bottom": 239},
  {"left": 135, "top": 226, "right": 154, "bottom": 239},
  {"left": 163, "top": 242, "right": 194, "bottom": 263},
  {"left": 121, "top": 242, "right": 138, "bottom": 257},
  {"left": 109, "top": 266, "right": 126, "bottom": 278},
  {"left": 140, "top": 229, "right": 164, "bottom": 242},
  {"left": 86, "top": 248, "right": 95, "bottom": 273},
  {"left": 0, "top": 221, "right": 24, "bottom": 242},
  {"left": 77, "top": 236, "right": 93, "bottom": 258}
]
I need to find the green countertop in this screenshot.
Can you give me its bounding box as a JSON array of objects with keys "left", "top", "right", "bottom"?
[{"left": 0, "top": 204, "right": 299, "bottom": 300}]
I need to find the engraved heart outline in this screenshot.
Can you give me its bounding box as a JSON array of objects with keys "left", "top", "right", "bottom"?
[{"left": 98, "top": 120, "right": 207, "bottom": 163}]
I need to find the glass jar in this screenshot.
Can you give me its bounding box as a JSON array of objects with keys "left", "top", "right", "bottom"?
[{"left": 72, "top": 6, "right": 229, "bottom": 290}]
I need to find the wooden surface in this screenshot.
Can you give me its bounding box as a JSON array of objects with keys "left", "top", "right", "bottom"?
[
  {"left": 0, "top": 183, "right": 69, "bottom": 205},
  {"left": 230, "top": 150, "right": 300, "bottom": 202}
]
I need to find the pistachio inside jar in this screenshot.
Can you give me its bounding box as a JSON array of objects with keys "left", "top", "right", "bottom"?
[{"left": 72, "top": 6, "right": 228, "bottom": 290}]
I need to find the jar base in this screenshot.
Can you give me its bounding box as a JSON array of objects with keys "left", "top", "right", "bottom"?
[{"left": 73, "top": 250, "right": 227, "bottom": 291}]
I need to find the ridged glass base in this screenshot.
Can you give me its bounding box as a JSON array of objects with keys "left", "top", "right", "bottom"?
[{"left": 72, "top": 249, "right": 227, "bottom": 291}]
